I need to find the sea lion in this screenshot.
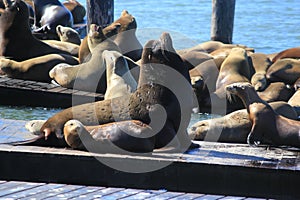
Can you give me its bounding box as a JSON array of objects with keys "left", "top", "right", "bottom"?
[
  {"left": 226, "top": 82, "right": 300, "bottom": 148},
  {"left": 215, "top": 47, "right": 251, "bottom": 99},
  {"left": 258, "top": 82, "right": 295, "bottom": 103},
  {"left": 78, "top": 22, "right": 121, "bottom": 63},
  {"left": 177, "top": 40, "right": 249, "bottom": 55},
  {"left": 62, "top": 0, "right": 86, "bottom": 24},
  {"left": 0, "top": 0, "right": 71, "bottom": 61},
  {"left": 204, "top": 47, "right": 251, "bottom": 113},
  {"left": 189, "top": 57, "right": 224, "bottom": 112},
  {"left": 64, "top": 119, "right": 155, "bottom": 153},
  {"left": 288, "top": 89, "right": 300, "bottom": 116},
  {"left": 272, "top": 47, "right": 300, "bottom": 63},
  {"left": 111, "top": 10, "right": 143, "bottom": 61},
  {"left": 41, "top": 32, "right": 197, "bottom": 151},
  {"left": 32, "top": 0, "right": 73, "bottom": 35},
  {"left": 0, "top": 54, "right": 78, "bottom": 82},
  {"left": 249, "top": 53, "right": 272, "bottom": 91},
  {"left": 56, "top": 25, "right": 81, "bottom": 45},
  {"left": 188, "top": 101, "right": 298, "bottom": 143},
  {"left": 49, "top": 24, "right": 120, "bottom": 93},
  {"left": 103, "top": 50, "right": 137, "bottom": 100},
  {"left": 42, "top": 40, "right": 79, "bottom": 57},
  {"left": 266, "top": 58, "right": 300, "bottom": 85},
  {"left": 180, "top": 51, "right": 213, "bottom": 70}
]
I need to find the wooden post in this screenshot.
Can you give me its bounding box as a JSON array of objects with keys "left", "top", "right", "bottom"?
[
  {"left": 86, "top": 0, "right": 114, "bottom": 31},
  {"left": 210, "top": 0, "right": 236, "bottom": 44}
]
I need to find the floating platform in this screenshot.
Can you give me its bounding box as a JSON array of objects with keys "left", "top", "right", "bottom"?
[
  {"left": 0, "top": 75, "right": 104, "bottom": 108},
  {"left": 0, "top": 180, "right": 266, "bottom": 199},
  {"left": 0, "top": 118, "right": 299, "bottom": 199}
]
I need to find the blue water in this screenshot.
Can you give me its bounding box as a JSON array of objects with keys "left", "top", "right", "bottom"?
[{"left": 1, "top": 0, "right": 299, "bottom": 122}]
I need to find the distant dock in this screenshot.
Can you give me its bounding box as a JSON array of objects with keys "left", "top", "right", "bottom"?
[{"left": 0, "top": 75, "right": 104, "bottom": 108}]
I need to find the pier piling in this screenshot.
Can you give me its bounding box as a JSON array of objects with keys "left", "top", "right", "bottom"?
[{"left": 210, "top": 0, "right": 236, "bottom": 44}]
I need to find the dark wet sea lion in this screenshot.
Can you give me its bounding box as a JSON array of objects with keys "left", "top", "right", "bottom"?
[
  {"left": 226, "top": 82, "right": 300, "bottom": 148},
  {"left": 64, "top": 119, "right": 155, "bottom": 153},
  {"left": 0, "top": 54, "right": 78, "bottom": 82},
  {"left": 0, "top": 0, "right": 71, "bottom": 61},
  {"left": 32, "top": 0, "right": 73, "bottom": 34},
  {"left": 41, "top": 32, "right": 197, "bottom": 151}
]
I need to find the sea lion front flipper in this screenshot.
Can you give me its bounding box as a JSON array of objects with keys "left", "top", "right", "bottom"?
[{"left": 247, "top": 124, "right": 261, "bottom": 146}]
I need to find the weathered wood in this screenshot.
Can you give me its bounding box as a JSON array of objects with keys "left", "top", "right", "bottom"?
[
  {"left": 86, "top": 0, "right": 114, "bottom": 31},
  {"left": 211, "top": 0, "right": 236, "bottom": 44},
  {"left": 0, "top": 76, "right": 104, "bottom": 108}
]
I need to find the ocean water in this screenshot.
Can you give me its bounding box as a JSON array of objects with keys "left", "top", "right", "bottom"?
[{"left": 0, "top": 0, "right": 299, "bottom": 123}]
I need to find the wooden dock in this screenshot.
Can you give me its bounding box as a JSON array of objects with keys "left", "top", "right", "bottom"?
[
  {"left": 0, "top": 118, "right": 299, "bottom": 199},
  {"left": 0, "top": 180, "right": 267, "bottom": 199},
  {"left": 0, "top": 75, "right": 104, "bottom": 108}
]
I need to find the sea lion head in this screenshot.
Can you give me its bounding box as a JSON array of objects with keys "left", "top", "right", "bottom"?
[
  {"left": 251, "top": 72, "right": 268, "bottom": 91},
  {"left": 49, "top": 63, "right": 73, "bottom": 87},
  {"left": 56, "top": 25, "right": 81, "bottom": 45},
  {"left": 87, "top": 24, "right": 107, "bottom": 50},
  {"left": 63, "top": 119, "right": 84, "bottom": 148},
  {"left": 0, "top": 0, "right": 29, "bottom": 34},
  {"left": 102, "top": 22, "right": 121, "bottom": 38},
  {"left": 114, "top": 10, "right": 137, "bottom": 32},
  {"left": 226, "top": 82, "right": 253, "bottom": 96},
  {"left": 140, "top": 32, "right": 190, "bottom": 84}
]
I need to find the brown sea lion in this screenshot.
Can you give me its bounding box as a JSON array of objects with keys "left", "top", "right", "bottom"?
[
  {"left": 258, "top": 82, "right": 295, "bottom": 103},
  {"left": 64, "top": 119, "right": 155, "bottom": 153},
  {"left": 249, "top": 53, "right": 272, "bottom": 91},
  {"left": 0, "top": 0, "right": 71, "bottom": 61},
  {"left": 62, "top": 0, "right": 86, "bottom": 24},
  {"left": 180, "top": 51, "right": 213, "bottom": 70},
  {"left": 226, "top": 82, "right": 300, "bottom": 148},
  {"left": 103, "top": 50, "right": 137, "bottom": 100},
  {"left": 0, "top": 54, "right": 78, "bottom": 82},
  {"left": 102, "top": 10, "right": 142, "bottom": 62},
  {"left": 272, "top": 47, "right": 300, "bottom": 63},
  {"left": 215, "top": 47, "right": 251, "bottom": 99},
  {"left": 204, "top": 47, "right": 251, "bottom": 113},
  {"left": 32, "top": 0, "right": 73, "bottom": 35},
  {"left": 49, "top": 24, "right": 120, "bottom": 93},
  {"left": 266, "top": 58, "right": 300, "bottom": 85},
  {"left": 41, "top": 32, "right": 197, "bottom": 151},
  {"left": 56, "top": 25, "right": 81, "bottom": 45},
  {"left": 78, "top": 22, "right": 121, "bottom": 63},
  {"left": 188, "top": 101, "right": 298, "bottom": 143},
  {"left": 177, "top": 41, "right": 249, "bottom": 55},
  {"left": 288, "top": 89, "right": 300, "bottom": 116}
]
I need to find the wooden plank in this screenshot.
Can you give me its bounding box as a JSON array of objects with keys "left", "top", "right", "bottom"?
[
  {"left": 0, "top": 181, "right": 44, "bottom": 197},
  {"left": 145, "top": 191, "right": 186, "bottom": 200},
  {"left": 194, "top": 194, "right": 226, "bottom": 200},
  {"left": 169, "top": 193, "right": 204, "bottom": 200},
  {"left": 121, "top": 189, "right": 167, "bottom": 200},
  {"left": 21, "top": 184, "right": 85, "bottom": 199},
  {"left": 2, "top": 183, "right": 64, "bottom": 199},
  {"left": 97, "top": 188, "right": 143, "bottom": 199},
  {"left": 70, "top": 187, "right": 124, "bottom": 199},
  {"left": 220, "top": 196, "right": 246, "bottom": 200},
  {"left": 44, "top": 186, "right": 104, "bottom": 200}
]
